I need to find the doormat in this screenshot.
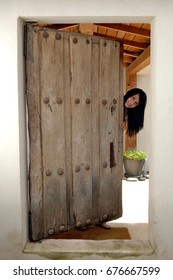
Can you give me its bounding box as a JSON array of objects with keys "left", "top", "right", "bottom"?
[{"left": 47, "top": 226, "right": 131, "bottom": 240}]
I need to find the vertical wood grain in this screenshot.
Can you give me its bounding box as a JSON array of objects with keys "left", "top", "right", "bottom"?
[
  {"left": 70, "top": 35, "right": 92, "bottom": 227},
  {"left": 26, "top": 25, "right": 44, "bottom": 241},
  {"left": 39, "top": 30, "right": 67, "bottom": 236}
]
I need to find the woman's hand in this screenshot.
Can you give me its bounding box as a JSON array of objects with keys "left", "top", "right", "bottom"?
[{"left": 120, "top": 121, "right": 126, "bottom": 131}]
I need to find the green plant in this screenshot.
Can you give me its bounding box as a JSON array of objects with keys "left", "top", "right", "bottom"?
[{"left": 123, "top": 150, "right": 147, "bottom": 161}]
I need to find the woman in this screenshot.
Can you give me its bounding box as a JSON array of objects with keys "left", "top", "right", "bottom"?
[{"left": 122, "top": 88, "right": 147, "bottom": 137}]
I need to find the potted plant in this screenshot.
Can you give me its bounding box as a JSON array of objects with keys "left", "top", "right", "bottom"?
[{"left": 123, "top": 149, "right": 147, "bottom": 177}]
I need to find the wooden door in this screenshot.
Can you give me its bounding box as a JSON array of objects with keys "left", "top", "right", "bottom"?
[{"left": 25, "top": 24, "right": 123, "bottom": 241}]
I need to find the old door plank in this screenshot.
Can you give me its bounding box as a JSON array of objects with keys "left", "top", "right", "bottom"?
[
  {"left": 117, "top": 48, "right": 124, "bottom": 215},
  {"left": 26, "top": 25, "right": 44, "bottom": 241},
  {"left": 91, "top": 40, "right": 101, "bottom": 224},
  {"left": 39, "top": 30, "right": 67, "bottom": 237},
  {"left": 99, "top": 39, "right": 122, "bottom": 222},
  {"left": 63, "top": 35, "right": 73, "bottom": 227},
  {"left": 70, "top": 35, "right": 92, "bottom": 227}
]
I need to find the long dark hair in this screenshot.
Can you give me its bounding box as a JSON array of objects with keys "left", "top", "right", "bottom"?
[{"left": 124, "top": 88, "right": 147, "bottom": 137}]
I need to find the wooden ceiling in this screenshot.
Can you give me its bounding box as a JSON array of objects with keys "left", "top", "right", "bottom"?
[{"left": 42, "top": 23, "right": 151, "bottom": 72}]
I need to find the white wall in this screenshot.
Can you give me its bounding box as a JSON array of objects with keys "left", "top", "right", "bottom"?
[{"left": 0, "top": 0, "right": 173, "bottom": 259}]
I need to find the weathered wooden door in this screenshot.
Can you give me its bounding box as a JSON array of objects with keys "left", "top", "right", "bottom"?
[{"left": 26, "top": 24, "right": 123, "bottom": 241}]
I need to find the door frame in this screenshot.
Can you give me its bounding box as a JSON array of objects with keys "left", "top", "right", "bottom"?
[{"left": 19, "top": 17, "right": 153, "bottom": 258}]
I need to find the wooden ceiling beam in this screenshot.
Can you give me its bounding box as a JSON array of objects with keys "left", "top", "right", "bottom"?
[
  {"left": 124, "top": 51, "right": 138, "bottom": 58},
  {"left": 123, "top": 57, "right": 133, "bottom": 64},
  {"left": 95, "top": 23, "right": 150, "bottom": 38},
  {"left": 79, "top": 24, "right": 97, "bottom": 34},
  {"left": 123, "top": 39, "right": 147, "bottom": 50},
  {"left": 126, "top": 45, "right": 150, "bottom": 75}
]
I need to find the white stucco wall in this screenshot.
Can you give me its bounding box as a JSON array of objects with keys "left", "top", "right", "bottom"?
[{"left": 0, "top": 0, "right": 173, "bottom": 259}]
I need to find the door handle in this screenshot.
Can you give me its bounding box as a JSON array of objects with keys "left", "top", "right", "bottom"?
[{"left": 110, "top": 142, "right": 116, "bottom": 167}]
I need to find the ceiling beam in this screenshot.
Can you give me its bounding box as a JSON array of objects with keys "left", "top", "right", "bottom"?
[
  {"left": 124, "top": 51, "right": 138, "bottom": 58},
  {"left": 79, "top": 24, "right": 98, "bottom": 34},
  {"left": 122, "top": 39, "right": 147, "bottom": 50},
  {"left": 123, "top": 57, "right": 133, "bottom": 64},
  {"left": 95, "top": 24, "right": 150, "bottom": 38},
  {"left": 126, "top": 45, "right": 150, "bottom": 75}
]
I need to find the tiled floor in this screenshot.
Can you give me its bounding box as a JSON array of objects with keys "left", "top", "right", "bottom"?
[{"left": 108, "top": 178, "right": 149, "bottom": 240}]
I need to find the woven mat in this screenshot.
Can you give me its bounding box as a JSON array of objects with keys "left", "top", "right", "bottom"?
[{"left": 48, "top": 226, "right": 131, "bottom": 240}]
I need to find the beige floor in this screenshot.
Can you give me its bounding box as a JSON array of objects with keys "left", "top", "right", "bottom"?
[{"left": 108, "top": 178, "right": 149, "bottom": 240}]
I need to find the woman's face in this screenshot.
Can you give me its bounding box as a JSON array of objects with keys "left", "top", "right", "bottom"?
[{"left": 125, "top": 94, "right": 140, "bottom": 108}]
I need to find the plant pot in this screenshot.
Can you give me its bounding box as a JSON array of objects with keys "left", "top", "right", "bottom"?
[{"left": 123, "top": 158, "right": 145, "bottom": 177}]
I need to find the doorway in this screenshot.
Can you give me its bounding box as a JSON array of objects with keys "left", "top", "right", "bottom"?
[{"left": 25, "top": 22, "right": 150, "bottom": 243}]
